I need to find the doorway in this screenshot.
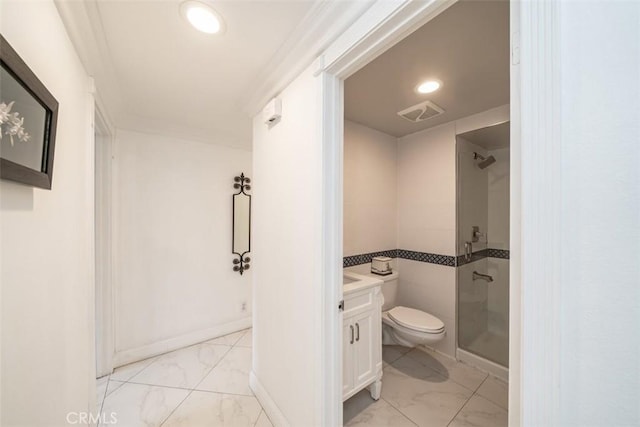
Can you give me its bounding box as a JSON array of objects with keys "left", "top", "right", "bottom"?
[{"left": 319, "top": 0, "right": 519, "bottom": 425}]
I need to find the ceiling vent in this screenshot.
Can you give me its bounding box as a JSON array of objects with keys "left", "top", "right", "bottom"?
[{"left": 397, "top": 100, "right": 444, "bottom": 123}]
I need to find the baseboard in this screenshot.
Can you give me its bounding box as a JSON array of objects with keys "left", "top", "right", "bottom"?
[
  {"left": 113, "top": 316, "right": 252, "bottom": 368},
  {"left": 250, "top": 370, "right": 289, "bottom": 427}
]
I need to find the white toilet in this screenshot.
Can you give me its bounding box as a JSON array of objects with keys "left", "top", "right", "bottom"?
[{"left": 377, "top": 272, "right": 446, "bottom": 347}]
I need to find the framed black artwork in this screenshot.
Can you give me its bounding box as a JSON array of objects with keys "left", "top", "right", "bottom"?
[{"left": 0, "top": 34, "right": 59, "bottom": 189}]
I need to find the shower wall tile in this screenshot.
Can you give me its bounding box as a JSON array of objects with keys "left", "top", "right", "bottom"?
[
  {"left": 487, "top": 147, "right": 510, "bottom": 250},
  {"left": 456, "top": 137, "right": 489, "bottom": 255},
  {"left": 487, "top": 259, "right": 509, "bottom": 336}
]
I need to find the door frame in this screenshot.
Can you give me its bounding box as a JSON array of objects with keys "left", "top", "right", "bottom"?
[
  {"left": 94, "top": 104, "right": 115, "bottom": 378},
  {"left": 316, "top": 0, "right": 533, "bottom": 424}
]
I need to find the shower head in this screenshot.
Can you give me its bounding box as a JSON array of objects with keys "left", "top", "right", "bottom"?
[
  {"left": 478, "top": 156, "right": 496, "bottom": 169},
  {"left": 473, "top": 152, "right": 496, "bottom": 169}
]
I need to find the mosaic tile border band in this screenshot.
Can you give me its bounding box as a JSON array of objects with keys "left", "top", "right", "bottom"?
[
  {"left": 343, "top": 248, "right": 510, "bottom": 268},
  {"left": 456, "top": 249, "right": 488, "bottom": 267},
  {"left": 397, "top": 249, "right": 456, "bottom": 267},
  {"left": 343, "top": 249, "right": 398, "bottom": 268},
  {"left": 487, "top": 248, "right": 510, "bottom": 259}
]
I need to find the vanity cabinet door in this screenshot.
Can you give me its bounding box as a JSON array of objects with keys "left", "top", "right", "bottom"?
[
  {"left": 352, "top": 311, "right": 376, "bottom": 389},
  {"left": 343, "top": 283, "right": 383, "bottom": 401},
  {"left": 343, "top": 318, "right": 354, "bottom": 396}
]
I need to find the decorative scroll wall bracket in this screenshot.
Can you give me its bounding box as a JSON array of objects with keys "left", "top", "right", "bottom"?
[{"left": 232, "top": 173, "right": 251, "bottom": 275}]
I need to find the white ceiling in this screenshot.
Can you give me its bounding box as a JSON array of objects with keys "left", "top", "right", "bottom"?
[
  {"left": 345, "top": 0, "right": 510, "bottom": 138},
  {"left": 96, "top": 0, "right": 314, "bottom": 148},
  {"left": 60, "top": 0, "right": 351, "bottom": 149}
]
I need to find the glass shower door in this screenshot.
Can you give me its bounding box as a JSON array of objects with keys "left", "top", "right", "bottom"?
[{"left": 456, "top": 123, "right": 510, "bottom": 368}]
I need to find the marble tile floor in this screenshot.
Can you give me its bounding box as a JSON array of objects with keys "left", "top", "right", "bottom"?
[
  {"left": 96, "top": 328, "right": 273, "bottom": 427},
  {"left": 97, "top": 331, "right": 506, "bottom": 427},
  {"left": 344, "top": 345, "right": 508, "bottom": 427}
]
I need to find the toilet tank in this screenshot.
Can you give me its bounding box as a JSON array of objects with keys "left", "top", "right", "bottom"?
[{"left": 377, "top": 271, "right": 399, "bottom": 311}]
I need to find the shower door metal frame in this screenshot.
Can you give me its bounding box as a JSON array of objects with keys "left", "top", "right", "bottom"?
[{"left": 454, "top": 113, "right": 510, "bottom": 374}]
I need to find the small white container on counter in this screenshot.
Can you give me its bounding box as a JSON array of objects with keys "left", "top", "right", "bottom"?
[{"left": 371, "top": 256, "right": 392, "bottom": 276}]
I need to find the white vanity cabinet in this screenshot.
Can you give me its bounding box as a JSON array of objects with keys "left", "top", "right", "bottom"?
[{"left": 342, "top": 273, "right": 383, "bottom": 402}]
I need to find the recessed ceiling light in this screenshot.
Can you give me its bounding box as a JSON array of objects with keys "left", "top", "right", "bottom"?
[
  {"left": 416, "top": 80, "right": 442, "bottom": 94},
  {"left": 180, "top": 1, "right": 224, "bottom": 34}
]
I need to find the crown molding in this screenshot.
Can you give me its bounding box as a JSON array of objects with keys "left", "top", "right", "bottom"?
[
  {"left": 54, "top": 0, "right": 125, "bottom": 127},
  {"left": 56, "top": 0, "right": 376, "bottom": 138},
  {"left": 241, "top": 0, "right": 376, "bottom": 117}
]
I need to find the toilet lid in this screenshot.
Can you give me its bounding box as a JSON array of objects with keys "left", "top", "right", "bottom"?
[{"left": 388, "top": 306, "right": 445, "bottom": 333}]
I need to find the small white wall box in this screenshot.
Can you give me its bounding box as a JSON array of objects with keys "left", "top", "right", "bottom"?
[
  {"left": 263, "top": 98, "right": 282, "bottom": 124},
  {"left": 371, "top": 257, "right": 393, "bottom": 276}
]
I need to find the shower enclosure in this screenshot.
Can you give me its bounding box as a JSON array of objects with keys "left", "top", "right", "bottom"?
[{"left": 456, "top": 121, "right": 510, "bottom": 375}]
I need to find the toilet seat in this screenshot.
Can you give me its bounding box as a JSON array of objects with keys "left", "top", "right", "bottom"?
[{"left": 388, "top": 306, "right": 445, "bottom": 334}]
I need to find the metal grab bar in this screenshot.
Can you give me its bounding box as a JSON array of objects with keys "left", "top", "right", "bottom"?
[{"left": 473, "top": 271, "right": 493, "bottom": 282}]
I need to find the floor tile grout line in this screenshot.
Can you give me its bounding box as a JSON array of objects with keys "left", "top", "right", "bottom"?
[
  {"left": 471, "top": 388, "right": 509, "bottom": 413},
  {"left": 445, "top": 391, "right": 477, "bottom": 427},
  {"left": 190, "top": 344, "right": 235, "bottom": 391},
  {"left": 158, "top": 340, "right": 235, "bottom": 427},
  {"left": 110, "top": 328, "right": 248, "bottom": 382},
  {"left": 252, "top": 409, "right": 262, "bottom": 427},
  {"left": 103, "top": 329, "right": 252, "bottom": 426},
  {"left": 386, "top": 363, "right": 470, "bottom": 427},
  {"left": 386, "top": 352, "right": 489, "bottom": 427},
  {"left": 475, "top": 376, "right": 509, "bottom": 411},
  {"left": 120, "top": 380, "right": 195, "bottom": 392},
  {"left": 219, "top": 327, "right": 250, "bottom": 348},
  {"left": 379, "top": 396, "right": 420, "bottom": 427},
  {"left": 117, "top": 356, "right": 162, "bottom": 383},
  {"left": 114, "top": 329, "right": 245, "bottom": 383},
  {"left": 191, "top": 388, "right": 256, "bottom": 398},
  {"left": 112, "top": 342, "right": 235, "bottom": 392},
  {"left": 159, "top": 388, "right": 195, "bottom": 427},
  {"left": 98, "top": 374, "right": 110, "bottom": 416},
  {"left": 121, "top": 341, "right": 235, "bottom": 391}
]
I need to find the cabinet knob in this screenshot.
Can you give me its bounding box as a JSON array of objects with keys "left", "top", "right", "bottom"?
[
  {"left": 356, "top": 323, "right": 360, "bottom": 342},
  {"left": 350, "top": 325, "right": 354, "bottom": 344}
]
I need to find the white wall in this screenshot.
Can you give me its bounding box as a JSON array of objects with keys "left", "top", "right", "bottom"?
[
  {"left": 0, "top": 0, "right": 95, "bottom": 424},
  {"left": 113, "top": 129, "right": 252, "bottom": 363},
  {"left": 398, "top": 122, "right": 457, "bottom": 257},
  {"left": 251, "top": 63, "right": 324, "bottom": 426},
  {"left": 343, "top": 120, "right": 397, "bottom": 256},
  {"left": 557, "top": 2, "right": 639, "bottom": 425},
  {"left": 396, "top": 122, "right": 457, "bottom": 356}
]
